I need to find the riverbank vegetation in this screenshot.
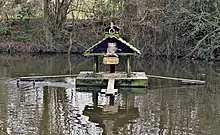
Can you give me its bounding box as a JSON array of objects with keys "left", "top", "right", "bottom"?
[{"left": 0, "top": 0, "right": 220, "bottom": 60}]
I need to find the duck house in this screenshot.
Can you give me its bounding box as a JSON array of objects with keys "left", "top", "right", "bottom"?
[{"left": 76, "top": 22, "right": 148, "bottom": 95}]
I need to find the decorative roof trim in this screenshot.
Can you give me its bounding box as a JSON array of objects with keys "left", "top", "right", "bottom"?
[
  {"left": 83, "top": 37, "right": 107, "bottom": 56},
  {"left": 117, "top": 37, "right": 141, "bottom": 55}
]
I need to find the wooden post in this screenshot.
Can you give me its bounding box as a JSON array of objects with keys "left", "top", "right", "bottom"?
[
  {"left": 93, "top": 56, "right": 99, "bottom": 73},
  {"left": 110, "top": 64, "right": 115, "bottom": 73},
  {"left": 109, "top": 96, "right": 115, "bottom": 105},
  {"left": 92, "top": 91, "right": 99, "bottom": 106},
  {"left": 126, "top": 56, "right": 131, "bottom": 77}
]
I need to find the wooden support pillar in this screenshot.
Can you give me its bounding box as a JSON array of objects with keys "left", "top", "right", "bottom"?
[
  {"left": 126, "top": 56, "right": 131, "bottom": 77},
  {"left": 93, "top": 56, "right": 99, "bottom": 73},
  {"left": 92, "top": 91, "right": 99, "bottom": 106},
  {"left": 110, "top": 64, "right": 115, "bottom": 73},
  {"left": 109, "top": 96, "right": 115, "bottom": 105}
]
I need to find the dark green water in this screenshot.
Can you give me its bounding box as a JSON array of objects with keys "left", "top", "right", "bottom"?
[{"left": 0, "top": 54, "right": 220, "bottom": 135}]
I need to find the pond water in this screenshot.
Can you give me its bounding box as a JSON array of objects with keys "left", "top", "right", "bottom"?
[{"left": 0, "top": 54, "right": 220, "bottom": 135}]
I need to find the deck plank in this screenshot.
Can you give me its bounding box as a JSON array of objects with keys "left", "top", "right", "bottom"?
[{"left": 106, "top": 79, "right": 118, "bottom": 95}]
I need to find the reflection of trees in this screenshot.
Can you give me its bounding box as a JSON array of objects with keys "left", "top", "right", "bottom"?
[
  {"left": 38, "top": 86, "right": 70, "bottom": 134},
  {"left": 37, "top": 86, "right": 101, "bottom": 135},
  {"left": 0, "top": 54, "right": 217, "bottom": 84},
  {"left": 39, "top": 86, "right": 49, "bottom": 135},
  {"left": 138, "top": 57, "right": 209, "bottom": 78},
  {"left": 6, "top": 82, "right": 43, "bottom": 135},
  {"left": 0, "top": 83, "right": 8, "bottom": 134},
  {"left": 0, "top": 55, "right": 89, "bottom": 77},
  {"left": 133, "top": 86, "right": 220, "bottom": 135}
]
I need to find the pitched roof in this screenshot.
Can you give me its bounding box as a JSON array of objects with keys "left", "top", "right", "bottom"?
[
  {"left": 83, "top": 36, "right": 141, "bottom": 56},
  {"left": 117, "top": 37, "right": 141, "bottom": 54}
]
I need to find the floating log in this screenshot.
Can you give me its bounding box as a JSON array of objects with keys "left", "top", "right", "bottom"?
[{"left": 146, "top": 75, "right": 205, "bottom": 85}]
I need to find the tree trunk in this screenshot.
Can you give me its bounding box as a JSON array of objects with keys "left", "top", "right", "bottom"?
[{"left": 43, "top": 0, "right": 53, "bottom": 50}]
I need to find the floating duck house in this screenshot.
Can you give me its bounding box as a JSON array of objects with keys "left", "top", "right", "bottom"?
[
  {"left": 76, "top": 22, "right": 148, "bottom": 95},
  {"left": 83, "top": 22, "right": 141, "bottom": 75}
]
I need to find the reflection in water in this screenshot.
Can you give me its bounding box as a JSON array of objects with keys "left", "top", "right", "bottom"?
[
  {"left": 2, "top": 83, "right": 220, "bottom": 135},
  {"left": 0, "top": 55, "right": 220, "bottom": 135},
  {"left": 5, "top": 83, "right": 102, "bottom": 135},
  {"left": 39, "top": 86, "right": 49, "bottom": 135},
  {"left": 83, "top": 92, "right": 139, "bottom": 135},
  {"left": 0, "top": 83, "right": 8, "bottom": 135},
  {"left": 0, "top": 54, "right": 92, "bottom": 77}
]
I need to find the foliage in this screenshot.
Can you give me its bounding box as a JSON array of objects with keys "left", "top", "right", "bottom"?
[
  {"left": 17, "top": 1, "right": 40, "bottom": 20},
  {"left": 0, "top": 0, "right": 41, "bottom": 19},
  {"left": 0, "top": 20, "right": 10, "bottom": 37},
  {"left": 0, "top": 0, "right": 220, "bottom": 60},
  {"left": 168, "top": 0, "right": 220, "bottom": 60}
]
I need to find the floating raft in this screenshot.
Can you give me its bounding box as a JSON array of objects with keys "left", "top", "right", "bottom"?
[{"left": 76, "top": 71, "right": 148, "bottom": 88}]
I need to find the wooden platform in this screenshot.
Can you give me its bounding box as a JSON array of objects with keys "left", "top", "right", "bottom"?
[
  {"left": 76, "top": 71, "right": 148, "bottom": 80},
  {"left": 76, "top": 71, "right": 148, "bottom": 88}
]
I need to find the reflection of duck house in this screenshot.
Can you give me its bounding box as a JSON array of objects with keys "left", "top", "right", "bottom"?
[
  {"left": 83, "top": 92, "right": 138, "bottom": 134},
  {"left": 83, "top": 105, "right": 138, "bottom": 134},
  {"left": 76, "top": 22, "right": 148, "bottom": 95}
]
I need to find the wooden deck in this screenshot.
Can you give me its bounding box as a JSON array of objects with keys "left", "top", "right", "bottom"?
[
  {"left": 76, "top": 71, "right": 148, "bottom": 80},
  {"left": 76, "top": 71, "right": 148, "bottom": 95}
]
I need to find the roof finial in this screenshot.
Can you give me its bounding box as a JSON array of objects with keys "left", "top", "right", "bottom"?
[
  {"left": 104, "top": 22, "right": 120, "bottom": 38},
  {"left": 110, "top": 22, "right": 114, "bottom": 29}
]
